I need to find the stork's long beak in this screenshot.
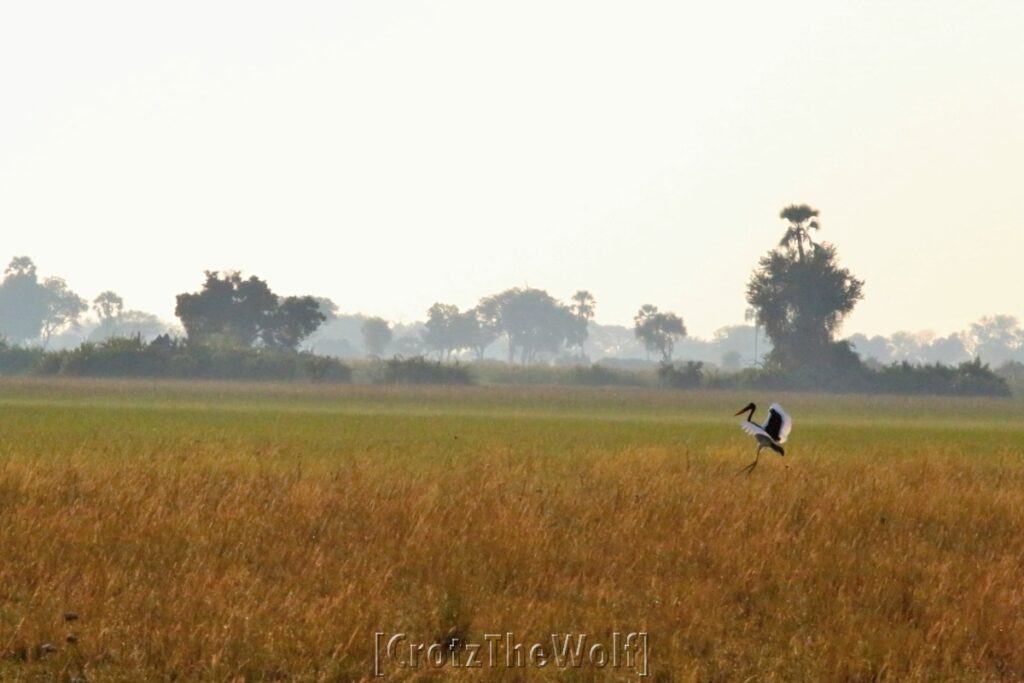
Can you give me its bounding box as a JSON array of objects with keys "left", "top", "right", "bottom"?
[{"left": 733, "top": 407, "right": 748, "bottom": 416}]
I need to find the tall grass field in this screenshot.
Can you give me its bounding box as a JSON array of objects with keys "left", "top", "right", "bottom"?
[{"left": 1, "top": 378, "right": 1022, "bottom": 681}]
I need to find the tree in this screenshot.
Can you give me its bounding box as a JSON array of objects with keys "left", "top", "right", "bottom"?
[
  {"left": 40, "top": 277, "right": 87, "bottom": 347},
  {"left": 847, "top": 333, "right": 893, "bottom": 364},
  {"left": 465, "top": 306, "right": 499, "bottom": 360},
  {"left": 0, "top": 257, "right": 49, "bottom": 343},
  {"left": 633, "top": 304, "right": 687, "bottom": 361},
  {"left": 0, "top": 258, "right": 87, "bottom": 346},
  {"left": 5, "top": 257, "right": 37, "bottom": 278},
  {"left": 421, "top": 304, "right": 491, "bottom": 361},
  {"left": 314, "top": 297, "right": 340, "bottom": 322},
  {"left": 778, "top": 203, "right": 821, "bottom": 263},
  {"left": 361, "top": 317, "right": 392, "bottom": 356},
  {"left": 568, "top": 290, "right": 596, "bottom": 357},
  {"left": 88, "top": 310, "right": 170, "bottom": 343},
  {"left": 93, "top": 291, "right": 125, "bottom": 323},
  {"left": 889, "top": 331, "right": 933, "bottom": 363},
  {"left": 922, "top": 333, "right": 970, "bottom": 365},
  {"left": 262, "top": 296, "right": 325, "bottom": 350},
  {"left": 392, "top": 335, "right": 424, "bottom": 356},
  {"left": 89, "top": 290, "right": 172, "bottom": 343},
  {"left": 570, "top": 290, "right": 596, "bottom": 320},
  {"left": 969, "top": 315, "right": 1022, "bottom": 366},
  {"left": 747, "top": 206, "right": 864, "bottom": 369},
  {"left": 175, "top": 271, "right": 324, "bottom": 349},
  {"left": 422, "top": 303, "right": 462, "bottom": 360},
  {"left": 476, "top": 288, "right": 578, "bottom": 364}
]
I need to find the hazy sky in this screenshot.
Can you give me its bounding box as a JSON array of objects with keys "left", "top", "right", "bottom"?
[{"left": 1, "top": 1, "right": 1021, "bottom": 338}]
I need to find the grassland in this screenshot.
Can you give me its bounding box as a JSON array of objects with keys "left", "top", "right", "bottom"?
[{"left": 0, "top": 378, "right": 1022, "bottom": 682}]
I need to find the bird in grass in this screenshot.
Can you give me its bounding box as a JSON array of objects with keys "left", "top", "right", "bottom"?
[{"left": 734, "top": 402, "right": 792, "bottom": 474}]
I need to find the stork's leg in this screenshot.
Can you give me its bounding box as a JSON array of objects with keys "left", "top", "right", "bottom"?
[{"left": 739, "top": 446, "right": 762, "bottom": 475}]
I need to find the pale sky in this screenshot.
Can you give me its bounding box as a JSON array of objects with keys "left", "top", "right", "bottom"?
[{"left": 1, "top": 1, "right": 1021, "bottom": 338}]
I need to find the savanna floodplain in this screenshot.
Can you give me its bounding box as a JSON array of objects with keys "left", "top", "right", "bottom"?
[{"left": 0, "top": 378, "right": 1022, "bottom": 682}]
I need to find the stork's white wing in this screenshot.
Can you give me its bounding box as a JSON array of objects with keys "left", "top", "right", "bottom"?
[
  {"left": 768, "top": 402, "right": 792, "bottom": 443},
  {"left": 740, "top": 421, "right": 772, "bottom": 440}
]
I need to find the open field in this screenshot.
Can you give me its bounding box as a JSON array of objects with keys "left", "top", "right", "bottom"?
[{"left": 1, "top": 378, "right": 1023, "bottom": 682}]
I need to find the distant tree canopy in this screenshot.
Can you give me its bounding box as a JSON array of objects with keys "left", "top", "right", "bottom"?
[
  {"left": 421, "top": 303, "right": 490, "bottom": 361},
  {"left": 89, "top": 290, "right": 171, "bottom": 343},
  {"left": 568, "top": 290, "right": 596, "bottom": 356},
  {"left": 571, "top": 290, "right": 596, "bottom": 320},
  {"left": 633, "top": 304, "right": 687, "bottom": 361},
  {"left": 477, "top": 287, "right": 580, "bottom": 364},
  {"left": 93, "top": 291, "right": 124, "bottom": 323},
  {"left": 40, "top": 277, "right": 88, "bottom": 347},
  {"left": 0, "top": 257, "right": 87, "bottom": 346},
  {"left": 847, "top": 331, "right": 971, "bottom": 367},
  {"left": 174, "top": 271, "right": 324, "bottom": 350},
  {"left": 361, "top": 317, "right": 392, "bottom": 356},
  {"left": 392, "top": 335, "right": 423, "bottom": 357},
  {"left": 87, "top": 309, "right": 169, "bottom": 343},
  {"left": 747, "top": 206, "right": 864, "bottom": 370},
  {"left": 265, "top": 296, "right": 326, "bottom": 350},
  {"left": 314, "top": 297, "right": 340, "bottom": 322},
  {"left": 970, "top": 315, "right": 1022, "bottom": 366},
  {"left": 0, "top": 258, "right": 51, "bottom": 343},
  {"left": 0, "top": 247, "right": 1017, "bottom": 395}
]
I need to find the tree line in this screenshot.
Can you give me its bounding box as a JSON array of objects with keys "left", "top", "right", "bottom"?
[
  {"left": 0, "top": 203, "right": 1017, "bottom": 396},
  {"left": 0, "top": 258, "right": 168, "bottom": 346},
  {"left": 0, "top": 254, "right": 694, "bottom": 364}
]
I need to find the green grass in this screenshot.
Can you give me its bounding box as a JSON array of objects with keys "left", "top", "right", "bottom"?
[{"left": 1, "top": 378, "right": 1019, "bottom": 465}]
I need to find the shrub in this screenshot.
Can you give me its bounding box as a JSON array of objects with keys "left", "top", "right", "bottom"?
[
  {"left": 42, "top": 336, "right": 352, "bottom": 383},
  {"left": 567, "top": 364, "right": 644, "bottom": 387},
  {"left": 876, "top": 358, "right": 1009, "bottom": 397},
  {"left": 996, "top": 360, "right": 1024, "bottom": 396},
  {"left": 376, "top": 356, "right": 472, "bottom": 385},
  {"left": 711, "top": 356, "right": 1010, "bottom": 397},
  {"left": 0, "top": 340, "right": 45, "bottom": 375},
  {"left": 658, "top": 361, "right": 704, "bottom": 389}
]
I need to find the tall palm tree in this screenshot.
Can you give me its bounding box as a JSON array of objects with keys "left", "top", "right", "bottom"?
[
  {"left": 570, "top": 290, "right": 596, "bottom": 321},
  {"left": 778, "top": 204, "right": 820, "bottom": 262},
  {"left": 570, "top": 290, "right": 596, "bottom": 357}
]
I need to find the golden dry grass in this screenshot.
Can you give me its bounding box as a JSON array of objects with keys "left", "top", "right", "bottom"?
[{"left": 0, "top": 378, "right": 1023, "bottom": 682}]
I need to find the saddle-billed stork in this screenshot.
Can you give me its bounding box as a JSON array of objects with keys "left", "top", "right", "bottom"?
[{"left": 734, "top": 402, "right": 792, "bottom": 474}]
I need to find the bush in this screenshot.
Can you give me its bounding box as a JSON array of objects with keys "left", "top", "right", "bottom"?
[
  {"left": 376, "top": 356, "right": 472, "bottom": 385},
  {"left": 461, "top": 360, "right": 654, "bottom": 387},
  {"left": 0, "top": 340, "right": 45, "bottom": 375},
  {"left": 567, "top": 364, "right": 645, "bottom": 387},
  {"left": 877, "top": 358, "right": 1010, "bottom": 397},
  {"left": 1, "top": 335, "right": 1011, "bottom": 397},
  {"left": 658, "top": 361, "right": 704, "bottom": 389},
  {"left": 996, "top": 361, "right": 1024, "bottom": 396},
  {"left": 695, "top": 352, "right": 1009, "bottom": 397},
  {"left": 40, "top": 335, "right": 352, "bottom": 382}
]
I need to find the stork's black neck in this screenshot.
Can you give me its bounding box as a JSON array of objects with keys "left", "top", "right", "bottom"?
[{"left": 744, "top": 404, "right": 757, "bottom": 421}]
